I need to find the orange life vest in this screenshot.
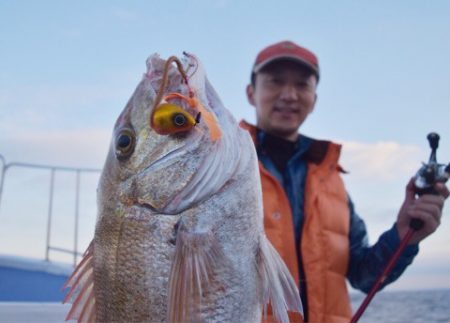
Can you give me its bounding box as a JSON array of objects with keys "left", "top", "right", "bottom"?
[{"left": 240, "top": 121, "right": 352, "bottom": 322}]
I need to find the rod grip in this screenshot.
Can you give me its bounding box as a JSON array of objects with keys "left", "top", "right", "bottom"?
[{"left": 409, "top": 218, "right": 424, "bottom": 231}]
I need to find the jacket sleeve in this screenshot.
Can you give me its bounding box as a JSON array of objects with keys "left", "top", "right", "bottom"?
[{"left": 346, "top": 196, "right": 419, "bottom": 293}]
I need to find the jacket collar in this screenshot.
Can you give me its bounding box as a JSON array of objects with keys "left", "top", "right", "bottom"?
[{"left": 239, "top": 120, "right": 333, "bottom": 165}]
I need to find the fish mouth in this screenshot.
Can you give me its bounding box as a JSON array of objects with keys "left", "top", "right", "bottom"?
[
  {"left": 134, "top": 199, "right": 158, "bottom": 213},
  {"left": 133, "top": 199, "right": 179, "bottom": 216}
]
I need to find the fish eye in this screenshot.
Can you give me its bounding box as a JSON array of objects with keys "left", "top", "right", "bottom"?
[
  {"left": 115, "top": 128, "right": 135, "bottom": 160},
  {"left": 172, "top": 113, "right": 187, "bottom": 127}
]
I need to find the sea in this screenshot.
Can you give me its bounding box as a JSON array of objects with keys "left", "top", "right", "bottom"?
[
  {"left": 0, "top": 289, "right": 448, "bottom": 322},
  {"left": 350, "top": 289, "right": 450, "bottom": 322}
]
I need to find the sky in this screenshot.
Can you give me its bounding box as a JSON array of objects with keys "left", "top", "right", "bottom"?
[{"left": 1, "top": 0, "right": 450, "bottom": 293}]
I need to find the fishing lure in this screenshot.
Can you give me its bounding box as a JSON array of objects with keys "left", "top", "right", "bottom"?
[
  {"left": 150, "top": 55, "right": 221, "bottom": 140},
  {"left": 151, "top": 101, "right": 199, "bottom": 135}
]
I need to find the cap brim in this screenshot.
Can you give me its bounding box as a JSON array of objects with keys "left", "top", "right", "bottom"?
[{"left": 253, "top": 55, "right": 319, "bottom": 77}]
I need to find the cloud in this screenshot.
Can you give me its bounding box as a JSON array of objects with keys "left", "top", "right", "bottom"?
[
  {"left": 1, "top": 133, "right": 425, "bottom": 188},
  {"left": 1, "top": 132, "right": 449, "bottom": 287},
  {"left": 0, "top": 72, "right": 139, "bottom": 167},
  {"left": 1, "top": 82, "right": 126, "bottom": 112},
  {"left": 0, "top": 128, "right": 111, "bottom": 168},
  {"left": 0, "top": 70, "right": 138, "bottom": 135},
  {"left": 339, "top": 140, "right": 450, "bottom": 292},
  {"left": 340, "top": 140, "right": 422, "bottom": 181}
]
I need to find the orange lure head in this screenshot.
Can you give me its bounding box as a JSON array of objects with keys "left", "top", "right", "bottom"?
[{"left": 149, "top": 55, "right": 221, "bottom": 141}]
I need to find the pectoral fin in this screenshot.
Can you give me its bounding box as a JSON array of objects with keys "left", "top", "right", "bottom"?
[
  {"left": 258, "top": 237, "right": 303, "bottom": 323},
  {"left": 63, "top": 241, "right": 97, "bottom": 323},
  {"left": 167, "top": 225, "right": 224, "bottom": 323}
]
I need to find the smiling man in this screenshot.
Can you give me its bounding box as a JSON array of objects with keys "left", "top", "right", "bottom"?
[
  {"left": 240, "top": 40, "right": 448, "bottom": 322},
  {"left": 247, "top": 59, "right": 317, "bottom": 142}
]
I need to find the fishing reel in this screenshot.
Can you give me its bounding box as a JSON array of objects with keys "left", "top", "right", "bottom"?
[
  {"left": 353, "top": 133, "right": 450, "bottom": 323},
  {"left": 414, "top": 133, "right": 450, "bottom": 194},
  {"left": 412, "top": 132, "right": 450, "bottom": 229}
]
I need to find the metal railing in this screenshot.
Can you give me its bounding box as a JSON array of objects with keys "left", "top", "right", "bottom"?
[{"left": 0, "top": 154, "right": 101, "bottom": 266}]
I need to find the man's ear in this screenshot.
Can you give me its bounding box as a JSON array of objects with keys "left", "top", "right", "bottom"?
[{"left": 246, "top": 84, "right": 256, "bottom": 106}]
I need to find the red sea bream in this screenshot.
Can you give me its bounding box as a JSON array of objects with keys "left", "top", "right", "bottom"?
[{"left": 63, "top": 53, "right": 303, "bottom": 322}]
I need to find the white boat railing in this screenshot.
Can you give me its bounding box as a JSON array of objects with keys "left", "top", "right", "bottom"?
[{"left": 0, "top": 154, "right": 101, "bottom": 266}]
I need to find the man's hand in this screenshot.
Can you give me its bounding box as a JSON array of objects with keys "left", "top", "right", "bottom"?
[{"left": 396, "top": 178, "right": 449, "bottom": 245}]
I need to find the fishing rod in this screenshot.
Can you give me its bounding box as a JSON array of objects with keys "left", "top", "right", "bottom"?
[{"left": 351, "top": 132, "right": 450, "bottom": 323}]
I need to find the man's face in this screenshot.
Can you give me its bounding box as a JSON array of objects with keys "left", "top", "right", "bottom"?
[{"left": 247, "top": 60, "right": 317, "bottom": 141}]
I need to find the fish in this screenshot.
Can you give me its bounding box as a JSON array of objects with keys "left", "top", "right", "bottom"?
[{"left": 63, "top": 52, "right": 303, "bottom": 323}]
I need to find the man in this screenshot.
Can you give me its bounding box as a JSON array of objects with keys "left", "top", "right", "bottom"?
[{"left": 240, "top": 40, "right": 449, "bottom": 322}]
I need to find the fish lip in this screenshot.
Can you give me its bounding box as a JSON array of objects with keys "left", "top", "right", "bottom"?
[
  {"left": 133, "top": 200, "right": 180, "bottom": 216},
  {"left": 134, "top": 199, "right": 158, "bottom": 213}
]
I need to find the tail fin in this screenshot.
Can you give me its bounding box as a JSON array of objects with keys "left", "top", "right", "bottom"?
[{"left": 258, "top": 236, "right": 303, "bottom": 323}]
